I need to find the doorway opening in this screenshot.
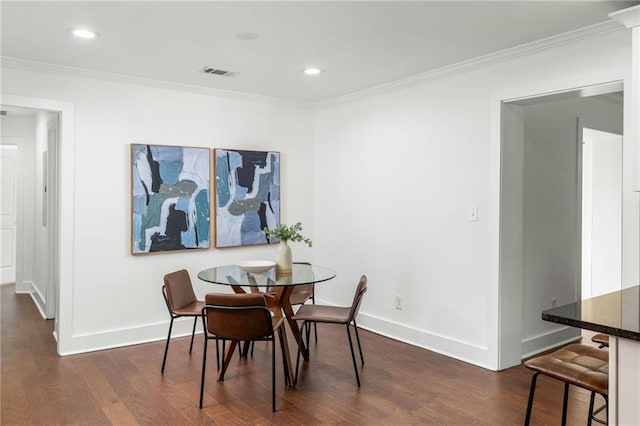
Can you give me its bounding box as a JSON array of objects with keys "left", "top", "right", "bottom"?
[
  {"left": 1, "top": 105, "right": 60, "bottom": 322},
  {"left": 498, "top": 81, "right": 625, "bottom": 369}
]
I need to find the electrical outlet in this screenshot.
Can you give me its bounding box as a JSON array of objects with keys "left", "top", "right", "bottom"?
[{"left": 395, "top": 295, "right": 403, "bottom": 310}]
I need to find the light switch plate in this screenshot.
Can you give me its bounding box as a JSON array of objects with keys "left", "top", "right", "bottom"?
[{"left": 469, "top": 206, "right": 479, "bottom": 222}]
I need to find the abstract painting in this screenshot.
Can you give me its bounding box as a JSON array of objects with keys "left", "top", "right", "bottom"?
[
  {"left": 214, "top": 149, "right": 280, "bottom": 247},
  {"left": 131, "top": 144, "right": 210, "bottom": 254}
]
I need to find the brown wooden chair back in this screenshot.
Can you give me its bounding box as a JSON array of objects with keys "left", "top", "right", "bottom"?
[
  {"left": 288, "top": 262, "right": 314, "bottom": 305},
  {"left": 348, "top": 275, "right": 368, "bottom": 322},
  {"left": 203, "top": 293, "right": 272, "bottom": 341},
  {"left": 163, "top": 269, "right": 197, "bottom": 311}
]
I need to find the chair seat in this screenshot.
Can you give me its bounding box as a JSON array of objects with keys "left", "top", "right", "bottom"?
[
  {"left": 292, "top": 304, "right": 351, "bottom": 324},
  {"left": 173, "top": 300, "right": 205, "bottom": 316},
  {"left": 524, "top": 343, "right": 608, "bottom": 395},
  {"left": 591, "top": 334, "right": 609, "bottom": 347}
]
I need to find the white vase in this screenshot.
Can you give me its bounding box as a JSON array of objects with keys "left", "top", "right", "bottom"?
[{"left": 276, "top": 240, "right": 292, "bottom": 273}]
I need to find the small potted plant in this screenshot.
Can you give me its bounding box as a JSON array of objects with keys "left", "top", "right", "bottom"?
[{"left": 263, "top": 222, "right": 312, "bottom": 273}]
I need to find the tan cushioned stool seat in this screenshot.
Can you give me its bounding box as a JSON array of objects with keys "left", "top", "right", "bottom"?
[
  {"left": 524, "top": 343, "right": 608, "bottom": 395},
  {"left": 591, "top": 334, "right": 610, "bottom": 347}
]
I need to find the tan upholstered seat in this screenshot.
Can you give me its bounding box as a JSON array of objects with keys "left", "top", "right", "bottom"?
[
  {"left": 292, "top": 275, "right": 367, "bottom": 386},
  {"left": 161, "top": 269, "right": 205, "bottom": 373},
  {"left": 524, "top": 343, "right": 608, "bottom": 425},
  {"left": 591, "top": 333, "right": 610, "bottom": 348}
]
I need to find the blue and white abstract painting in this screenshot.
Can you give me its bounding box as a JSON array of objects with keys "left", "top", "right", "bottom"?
[
  {"left": 214, "top": 149, "right": 280, "bottom": 247},
  {"left": 131, "top": 144, "right": 210, "bottom": 254}
]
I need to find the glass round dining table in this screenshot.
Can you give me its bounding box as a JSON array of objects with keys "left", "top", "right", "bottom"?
[
  {"left": 197, "top": 263, "right": 336, "bottom": 386},
  {"left": 197, "top": 263, "right": 336, "bottom": 288}
]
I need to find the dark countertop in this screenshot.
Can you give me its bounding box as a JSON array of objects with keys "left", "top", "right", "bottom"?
[{"left": 542, "top": 285, "right": 640, "bottom": 341}]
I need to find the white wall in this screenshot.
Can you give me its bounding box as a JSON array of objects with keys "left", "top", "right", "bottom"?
[
  {"left": 1, "top": 115, "right": 35, "bottom": 293},
  {"left": 313, "top": 29, "right": 634, "bottom": 369},
  {"left": 1, "top": 67, "right": 314, "bottom": 354}
]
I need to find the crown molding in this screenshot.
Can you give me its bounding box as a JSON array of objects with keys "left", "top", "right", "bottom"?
[
  {"left": 313, "top": 20, "right": 625, "bottom": 109},
  {"left": 1, "top": 18, "right": 626, "bottom": 111},
  {"left": 0, "top": 56, "right": 311, "bottom": 109},
  {"left": 610, "top": 5, "right": 640, "bottom": 28}
]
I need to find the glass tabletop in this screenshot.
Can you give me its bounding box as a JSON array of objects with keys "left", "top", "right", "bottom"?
[{"left": 197, "top": 263, "right": 336, "bottom": 287}]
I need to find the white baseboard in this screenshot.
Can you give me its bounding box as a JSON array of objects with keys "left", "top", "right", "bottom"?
[
  {"left": 29, "top": 284, "right": 48, "bottom": 319},
  {"left": 520, "top": 326, "right": 582, "bottom": 359},
  {"left": 61, "top": 316, "right": 202, "bottom": 356},
  {"left": 59, "top": 307, "right": 494, "bottom": 371},
  {"left": 59, "top": 304, "right": 571, "bottom": 370},
  {"left": 14, "top": 281, "right": 52, "bottom": 320},
  {"left": 15, "top": 280, "right": 33, "bottom": 293},
  {"left": 356, "top": 311, "right": 495, "bottom": 370}
]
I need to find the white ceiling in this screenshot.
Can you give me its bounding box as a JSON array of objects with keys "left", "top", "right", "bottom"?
[{"left": 1, "top": 1, "right": 637, "bottom": 104}]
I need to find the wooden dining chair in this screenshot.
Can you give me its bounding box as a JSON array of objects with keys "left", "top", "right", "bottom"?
[
  {"left": 292, "top": 275, "right": 368, "bottom": 386},
  {"left": 199, "top": 293, "right": 286, "bottom": 411},
  {"left": 161, "top": 269, "right": 205, "bottom": 373}
]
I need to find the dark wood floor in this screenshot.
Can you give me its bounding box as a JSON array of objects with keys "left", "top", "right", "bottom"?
[{"left": 1, "top": 284, "right": 604, "bottom": 425}]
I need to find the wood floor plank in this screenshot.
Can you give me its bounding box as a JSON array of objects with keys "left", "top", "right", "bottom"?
[
  {"left": 101, "top": 401, "right": 141, "bottom": 426},
  {"left": 1, "top": 284, "right": 607, "bottom": 425}
]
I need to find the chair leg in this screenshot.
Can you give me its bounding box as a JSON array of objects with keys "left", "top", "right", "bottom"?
[
  {"left": 199, "top": 335, "right": 208, "bottom": 408},
  {"left": 588, "top": 391, "right": 596, "bottom": 426},
  {"left": 590, "top": 395, "right": 608, "bottom": 425},
  {"left": 311, "top": 290, "right": 318, "bottom": 343},
  {"left": 161, "top": 317, "right": 175, "bottom": 373},
  {"left": 276, "top": 328, "right": 289, "bottom": 386},
  {"left": 295, "top": 321, "right": 306, "bottom": 385},
  {"left": 346, "top": 324, "right": 361, "bottom": 387},
  {"left": 189, "top": 316, "right": 198, "bottom": 354},
  {"left": 272, "top": 335, "right": 276, "bottom": 412},
  {"left": 352, "top": 320, "right": 364, "bottom": 365},
  {"left": 561, "top": 382, "right": 570, "bottom": 426},
  {"left": 215, "top": 337, "right": 220, "bottom": 370},
  {"left": 524, "top": 372, "right": 539, "bottom": 426}
]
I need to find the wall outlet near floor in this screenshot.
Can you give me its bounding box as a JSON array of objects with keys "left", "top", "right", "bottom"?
[{"left": 395, "top": 295, "right": 404, "bottom": 310}]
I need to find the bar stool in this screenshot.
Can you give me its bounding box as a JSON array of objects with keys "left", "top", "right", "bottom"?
[
  {"left": 591, "top": 334, "right": 609, "bottom": 349},
  {"left": 524, "top": 343, "right": 608, "bottom": 425}
]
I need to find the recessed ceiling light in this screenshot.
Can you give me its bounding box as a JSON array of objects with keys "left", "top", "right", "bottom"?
[
  {"left": 71, "top": 28, "right": 99, "bottom": 39},
  {"left": 302, "top": 67, "right": 323, "bottom": 76}
]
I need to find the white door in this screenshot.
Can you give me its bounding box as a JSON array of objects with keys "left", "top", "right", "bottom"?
[
  {"left": 1, "top": 142, "right": 19, "bottom": 284},
  {"left": 581, "top": 128, "right": 623, "bottom": 299}
]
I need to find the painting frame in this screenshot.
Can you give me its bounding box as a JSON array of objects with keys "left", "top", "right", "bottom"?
[
  {"left": 214, "top": 148, "right": 281, "bottom": 248},
  {"left": 131, "top": 143, "right": 211, "bottom": 254}
]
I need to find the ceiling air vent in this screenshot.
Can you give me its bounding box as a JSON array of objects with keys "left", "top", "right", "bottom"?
[{"left": 201, "top": 67, "right": 235, "bottom": 77}]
